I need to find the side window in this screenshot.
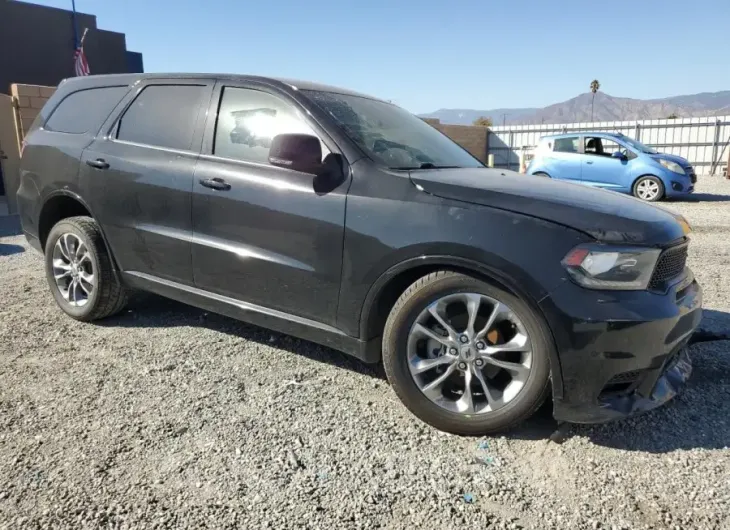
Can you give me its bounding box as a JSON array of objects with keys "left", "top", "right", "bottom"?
[
  {"left": 553, "top": 137, "right": 578, "bottom": 153},
  {"left": 45, "top": 86, "right": 128, "bottom": 134},
  {"left": 585, "top": 137, "right": 623, "bottom": 157},
  {"left": 213, "top": 87, "right": 329, "bottom": 165},
  {"left": 117, "top": 85, "right": 206, "bottom": 150}
]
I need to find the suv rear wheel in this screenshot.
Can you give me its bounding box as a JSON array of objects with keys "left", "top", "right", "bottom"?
[
  {"left": 382, "top": 271, "right": 551, "bottom": 435},
  {"left": 44, "top": 216, "right": 127, "bottom": 321}
]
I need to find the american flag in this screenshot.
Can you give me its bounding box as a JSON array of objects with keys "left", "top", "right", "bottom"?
[{"left": 74, "top": 27, "right": 90, "bottom": 77}]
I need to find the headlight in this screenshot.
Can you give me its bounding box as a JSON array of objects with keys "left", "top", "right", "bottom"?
[
  {"left": 658, "top": 159, "right": 686, "bottom": 175},
  {"left": 562, "top": 245, "right": 661, "bottom": 290}
]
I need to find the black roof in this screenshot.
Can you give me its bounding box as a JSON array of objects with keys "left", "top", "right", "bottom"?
[{"left": 58, "top": 73, "right": 384, "bottom": 102}]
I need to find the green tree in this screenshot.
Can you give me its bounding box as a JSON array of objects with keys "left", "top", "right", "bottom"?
[
  {"left": 473, "top": 116, "right": 493, "bottom": 127},
  {"left": 590, "top": 79, "right": 600, "bottom": 122},
  {"left": 667, "top": 113, "right": 679, "bottom": 119}
]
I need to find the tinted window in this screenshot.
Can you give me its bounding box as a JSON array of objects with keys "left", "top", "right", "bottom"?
[
  {"left": 213, "top": 87, "right": 328, "bottom": 165},
  {"left": 117, "top": 85, "right": 205, "bottom": 150},
  {"left": 554, "top": 137, "right": 578, "bottom": 153},
  {"left": 45, "top": 86, "right": 128, "bottom": 134}
]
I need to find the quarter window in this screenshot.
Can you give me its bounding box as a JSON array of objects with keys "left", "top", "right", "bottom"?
[
  {"left": 553, "top": 137, "right": 579, "bottom": 153},
  {"left": 117, "top": 85, "right": 206, "bottom": 150},
  {"left": 45, "top": 86, "right": 128, "bottom": 134},
  {"left": 213, "top": 87, "right": 328, "bottom": 165}
]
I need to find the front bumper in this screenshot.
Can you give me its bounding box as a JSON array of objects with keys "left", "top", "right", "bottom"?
[{"left": 540, "top": 271, "right": 702, "bottom": 424}]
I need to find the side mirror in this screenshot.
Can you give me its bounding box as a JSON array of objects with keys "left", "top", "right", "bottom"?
[
  {"left": 268, "top": 133, "right": 323, "bottom": 175},
  {"left": 612, "top": 151, "right": 627, "bottom": 161}
]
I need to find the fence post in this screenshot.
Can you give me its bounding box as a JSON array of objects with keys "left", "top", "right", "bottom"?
[
  {"left": 710, "top": 119, "right": 721, "bottom": 176},
  {"left": 508, "top": 131, "right": 514, "bottom": 170},
  {"left": 634, "top": 123, "right": 641, "bottom": 141}
]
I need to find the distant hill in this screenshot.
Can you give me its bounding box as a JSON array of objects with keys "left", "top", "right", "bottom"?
[{"left": 421, "top": 90, "right": 730, "bottom": 125}]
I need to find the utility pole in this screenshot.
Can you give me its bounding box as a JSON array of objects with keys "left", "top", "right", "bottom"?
[{"left": 502, "top": 113, "right": 508, "bottom": 126}]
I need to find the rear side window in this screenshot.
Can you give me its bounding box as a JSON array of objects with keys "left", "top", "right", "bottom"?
[
  {"left": 117, "top": 85, "right": 206, "bottom": 150},
  {"left": 553, "top": 137, "right": 579, "bottom": 153},
  {"left": 45, "top": 86, "right": 128, "bottom": 134}
]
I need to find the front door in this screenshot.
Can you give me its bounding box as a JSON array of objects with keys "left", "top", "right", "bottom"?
[
  {"left": 81, "top": 80, "right": 213, "bottom": 284},
  {"left": 580, "top": 136, "right": 630, "bottom": 191},
  {"left": 191, "top": 82, "right": 348, "bottom": 325}
]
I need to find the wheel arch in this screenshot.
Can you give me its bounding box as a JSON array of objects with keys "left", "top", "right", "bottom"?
[
  {"left": 37, "top": 191, "right": 121, "bottom": 274},
  {"left": 359, "top": 255, "right": 564, "bottom": 398}
]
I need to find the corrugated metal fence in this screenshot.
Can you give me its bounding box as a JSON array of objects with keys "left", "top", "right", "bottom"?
[{"left": 488, "top": 116, "right": 730, "bottom": 176}]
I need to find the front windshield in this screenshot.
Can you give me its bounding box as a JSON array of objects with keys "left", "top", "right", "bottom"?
[
  {"left": 619, "top": 135, "right": 658, "bottom": 155},
  {"left": 303, "top": 90, "right": 484, "bottom": 169}
]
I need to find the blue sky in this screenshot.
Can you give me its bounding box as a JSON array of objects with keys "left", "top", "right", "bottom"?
[{"left": 25, "top": 0, "right": 730, "bottom": 114}]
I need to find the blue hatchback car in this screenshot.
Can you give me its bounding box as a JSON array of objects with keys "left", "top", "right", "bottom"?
[{"left": 526, "top": 132, "right": 696, "bottom": 201}]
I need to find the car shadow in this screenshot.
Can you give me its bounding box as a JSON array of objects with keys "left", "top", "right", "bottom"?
[
  {"left": 98, "top": 295, "right": 729, "bottom": 451},
  {"left": 667, "top": 192, "right": 730, "bottom": 202},
  {"left": 0, "top": 243, "right": 25, "bottom": 256},
  {"left": 0, "top": 214, "right": 22, "bottom": 237},
  {"left": 99, "top": 293, "right": 385, "bottom": 380}
]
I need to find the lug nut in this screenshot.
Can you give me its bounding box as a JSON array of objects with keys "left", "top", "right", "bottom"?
[
  {"left": 475, "top": 358, "right": 484, "bottom": 367},
  {"left": 449, "top": 347, "right": 458, "bottom": 355},
  {"left": 476, "top": 341, "right": 486, "bottom": 350},
  {"left": 457, "top": 362, "right": 467, "bottom": 370},
  {"left": 459, "top": 335, "right": 469, "bottom": 344}
]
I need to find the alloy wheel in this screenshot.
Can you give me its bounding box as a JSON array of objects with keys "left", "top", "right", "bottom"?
[
  {"left": 52, "top": 233, "right": 95, "bottom": 307},
  {"left": 636, "top": 179, "right": 660, "bottom": 201},
  {"left": 407, "top": 292, "right": 532, "bottom": 414}
]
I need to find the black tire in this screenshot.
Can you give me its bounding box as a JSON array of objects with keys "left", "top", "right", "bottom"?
[
  {"left": 44, "top": 216, "right": 127, "bottom": 321},
  {"left": 632, "top": 175, "right": 664, "bottom": 202},
  {"left": 382, "top": 271, "right": 552, "bottom": 435},
  {"left": 533, "top": 172, "right": 550, "bottom": 178}
]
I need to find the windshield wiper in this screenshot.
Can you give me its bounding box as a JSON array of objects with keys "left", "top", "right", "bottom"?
[{"left": 391, "top": 163, "right": 462, "bottom": 170}]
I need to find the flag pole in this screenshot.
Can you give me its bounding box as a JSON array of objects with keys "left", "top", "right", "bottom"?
[{"left": 71, "top": 0, "right": 79, "bottom": 48}]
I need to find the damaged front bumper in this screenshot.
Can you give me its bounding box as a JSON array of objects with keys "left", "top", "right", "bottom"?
[
  {"left": 594, "top": 344, "right": 692, "bottom": 421},
  {"left": 540, "top": 271, "right": 702, "bottom": 424}
]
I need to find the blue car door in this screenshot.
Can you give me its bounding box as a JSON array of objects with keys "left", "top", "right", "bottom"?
[
  {"left": 548, "top": 136, "right": 582, "bottom": 182},
  {"left": 580, "top": 136, "right": 630, "bottom": 191}
]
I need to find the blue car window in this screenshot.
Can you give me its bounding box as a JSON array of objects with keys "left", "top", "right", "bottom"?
[{"left": 554, "top": 137, "right": 578, "bottom": 153}]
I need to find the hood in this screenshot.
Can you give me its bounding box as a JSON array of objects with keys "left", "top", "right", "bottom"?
[
  {"left": 410, "top": 168, "right": 688, "bottom": 245},
  {"left": 650, "top": 153, "right": 691, "bottom": 168}
]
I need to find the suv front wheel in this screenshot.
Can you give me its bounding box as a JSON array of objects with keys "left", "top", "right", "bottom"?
[
  {"left": 44, "top": 216, "right": 127, "bottom": 321},
  {"left": 382, "top": 271, "right": 551, "bottom": 435}
]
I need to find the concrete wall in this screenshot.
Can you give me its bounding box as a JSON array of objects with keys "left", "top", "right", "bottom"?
[
  {"left": 423, "top": 118, "right": 489, "bottom": 163},
  {"left": 0, "top": 0, "right": 143, "bottom": 95}
]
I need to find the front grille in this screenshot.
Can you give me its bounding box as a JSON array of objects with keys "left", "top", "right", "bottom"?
[
  {"left": 687, "top": 167, "right": 697, "bottom": 183},
  {"left": 649, "top": 244, "right": 688, "bottom": 290}
]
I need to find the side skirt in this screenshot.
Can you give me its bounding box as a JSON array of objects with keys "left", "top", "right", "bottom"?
[{"left": 123, "top": 271, "right": 381, "bottom": 363}]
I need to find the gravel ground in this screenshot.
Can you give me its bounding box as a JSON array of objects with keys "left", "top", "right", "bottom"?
[{"left": 1, "top": 179, "right": 729, "bottom": 530}]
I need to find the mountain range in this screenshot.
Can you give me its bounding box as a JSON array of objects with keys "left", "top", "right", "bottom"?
[{"left": 420, "top": 90, "right": 730, "bottom": 126}]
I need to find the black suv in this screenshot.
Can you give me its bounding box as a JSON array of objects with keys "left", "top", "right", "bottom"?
[{"left": 18, "top": 74, "right": 702, "bottom": 435}]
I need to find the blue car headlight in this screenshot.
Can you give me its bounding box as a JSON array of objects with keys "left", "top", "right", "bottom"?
[{"left": 658, "top": 159, "right": 686, "bottom": 175}]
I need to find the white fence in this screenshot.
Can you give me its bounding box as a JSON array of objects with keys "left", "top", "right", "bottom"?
[{"left": 488, "top": 116, "right": 730, "bottom": 176}]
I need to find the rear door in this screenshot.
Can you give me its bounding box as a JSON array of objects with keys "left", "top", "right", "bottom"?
[
  {"left": 79, "top": 80, "right": 214, "bottom": 284},
  {"left": 549, "top": 136, "right": 582, "bottom": 182},
  {"left": 190, "top": 81, "right": 349, "bottom": 325},
  {"left": 580, "top": 136, "right": 630, "bottom": 191}
]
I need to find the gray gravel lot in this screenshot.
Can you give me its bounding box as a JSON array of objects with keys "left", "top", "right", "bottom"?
[{"left": 1, "top": 180, "right": 729, "bottom": 530}]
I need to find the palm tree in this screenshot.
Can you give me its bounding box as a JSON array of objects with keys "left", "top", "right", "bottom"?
[{"left": 590, "top": 80, "right": 600, "bottom": 122}]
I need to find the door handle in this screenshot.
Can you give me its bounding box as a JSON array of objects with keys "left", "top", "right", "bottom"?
[
  {"left": 586, "top": 161, "right": 594, "bottom": 164},
  {"left": 86, "top": 158, "right": 110, "bottom": 170},
  {"left": 199, "top": 177, "right": 231, "bottom": 191}
]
